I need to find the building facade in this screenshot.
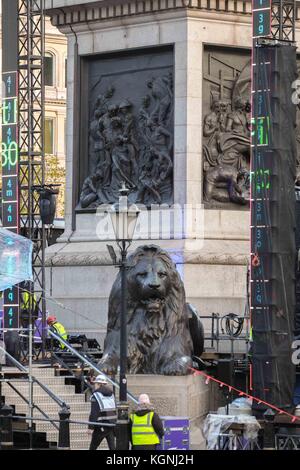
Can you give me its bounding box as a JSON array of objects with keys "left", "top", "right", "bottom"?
[{"left": 43, "top": 17, "right": 67, "bottom": 218}]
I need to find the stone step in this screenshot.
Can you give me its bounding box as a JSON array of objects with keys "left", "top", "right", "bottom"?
[
  {"left": 2, "top": 367, "right": 56, "bottom": 377},
  {"left": 41, "top": 428, "right": 93, "bottom": 441},
  {"left": 33, "top": 414, "right": 90, "bottom": 425},
  {"left": 35, "top": 417, "right": 91, "bottom": 432},
  {"left": 5, "top": 398, "right": 90, "bottom": 421},
  {"left": 3, "top": 392, "right": 84, "bottom": 404},
  {"left": 35, "top": 426, "right": 91, "bottom": 436},
  {"left": 3, "top": 376, "right": 70, "bottom": 385},
  {"left": 1, "top": 365, "right": 96, "bottom": 449},
  {"left": 2, "top": 384, "right": 76, "bottom": 395},
  {"left": 15, "top": 403, "right": 90, "bottom": 414},
  {"left": 32, "top": 410, "right": 90, "bottom": 422},
  {"left": 12, "top": 412, "right": 90, "bottom": 428},
  {"left": 69, "top": 439, "right": 109, "bottom": 450}
]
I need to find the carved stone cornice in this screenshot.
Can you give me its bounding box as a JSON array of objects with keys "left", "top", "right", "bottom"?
[
  {"left": 45, "top": 0, "right": 253, "bottom": 28},
  {"left": 45, "top": 249, "right": 249, "bottom": 267}
]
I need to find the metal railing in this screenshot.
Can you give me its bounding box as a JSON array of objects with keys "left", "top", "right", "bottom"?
[
  {"left": 50, "top": 349, "right": 93, "bottom": 395},
  {"left": 203, "top": 313, "right": 250, "bottom": 355},
  {"left": 0, "top": 345, "right": 70, "bottom": 448},
  {"left": 0, "top": 337, "right": 124, "bottom": 449},
  {"left": 48, "top": 329, "right": 138, "bottom": 405},
  {"left": 0, "top": 330, "right": 139, "bottom": 449},
  {"left": 0, "top": 346, "right": 68, "bottom": 409}
]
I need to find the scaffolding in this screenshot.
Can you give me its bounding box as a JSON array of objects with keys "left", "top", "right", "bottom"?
[
  {"left": 271, "top": 0, "right": 296, "bottom": 41},
  {"left": 18, "top": 0, "right": 46, "bottom": 358}
]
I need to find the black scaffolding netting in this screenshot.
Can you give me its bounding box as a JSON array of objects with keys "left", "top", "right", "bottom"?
[{"left": 251, "top": 44, "right": 297, "bottom": 411}]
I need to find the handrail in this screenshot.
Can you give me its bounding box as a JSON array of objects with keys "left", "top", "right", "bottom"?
[
  {"left": 5, "top": 382, "right": 59, "bottom": 431},
  {"left": 48, "top": 329, "right": 139, "bottom": 404},
  {"left": 51, "top": 351, "right": 93, "bottom": 393},
  {"left": 12, "top": 415, "right": 115, "bottom": 427},
  {"left": 0, "top": 346, "right": 68, "bottom": 409}
]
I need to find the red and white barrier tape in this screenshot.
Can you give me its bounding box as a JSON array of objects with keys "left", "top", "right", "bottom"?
[{"left": 190, "top": 366, "right": 300, "bottom": 423}]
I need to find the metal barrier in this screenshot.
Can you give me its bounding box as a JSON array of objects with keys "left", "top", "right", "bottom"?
[
  {"left": 275, "top": 434, "right": 300, "bottom": 450},
  {"left": 217, "top": 430, "right": 261, "bottom": 450},
  {"left": 0, "top": 345, "right": 70, "bottom": 449},
  {"left": 1, "top": 331, "right": 139, "bottom": 449}
]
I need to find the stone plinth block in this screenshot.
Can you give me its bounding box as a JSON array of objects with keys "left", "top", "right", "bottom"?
[{"left": 127, "top": 374, "right": 215, "bottom": 449}]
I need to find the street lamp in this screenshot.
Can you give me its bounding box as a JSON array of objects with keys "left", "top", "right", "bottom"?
[{"left": 106, "top": 182, "right": 140, "bottom": 450}]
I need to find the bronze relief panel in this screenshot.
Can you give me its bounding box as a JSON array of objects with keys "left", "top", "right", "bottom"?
[
  {"left": 79, "top": 47, "right": 174, "bottom": 210},
  {"left": 202, "top": 46, "right": 251, "bottom": 209}
]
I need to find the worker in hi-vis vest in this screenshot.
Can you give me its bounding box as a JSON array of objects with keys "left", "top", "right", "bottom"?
[
  {"left": 88, "top": 374, "right": 117, "bottom": 450},
  {"left": 129, "top": 394, "right": 164, "bottom": 450},
  {"left": 20, "top": 286, "right": 39, "bottom": 324},
  {"left": 47, "top": 316, "right": 67, "bottom": 349}
]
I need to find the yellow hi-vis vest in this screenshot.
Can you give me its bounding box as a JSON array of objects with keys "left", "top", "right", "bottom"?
[
  {"left": 130, "top": 411, "right": 160, "bottom": 446},
  {"left": 52, "top": 322, "right": 67, "bottom": 349},
  {"left": 21, "top": 292, "right": 38, "bottom": 312}
]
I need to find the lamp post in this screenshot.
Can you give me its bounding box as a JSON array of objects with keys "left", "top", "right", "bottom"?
[{"left": 106, "top": 183, "right": 140, "bottom": 450}]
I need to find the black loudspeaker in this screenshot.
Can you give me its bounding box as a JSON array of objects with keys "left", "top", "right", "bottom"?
[
  {"left": 295, "top": 193, "right": 300, "bottom": 249},
  {"left": 4, "top": 330, "right": 20, "bottom": 365},
  {"left": 295, "top": 194, "right": 300, "bottom": 336},
  {"left": 39, "top": 187, "right": 59, "bottom": 225},
  {"left": 216, "top": 359, "right": 234, "bottom": 386}
]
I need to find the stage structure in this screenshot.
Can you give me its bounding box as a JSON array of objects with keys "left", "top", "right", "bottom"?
[
  {"left": 1, "top": 1, "right": 21, "bottom": 347},
  {"left": 1, "top": 0, "right": 47, "bottom": 358},
  {"left": 251, "top": 0, "right": 297, "bottom": 411},
  {"left": 18, "top": 0, "right": 47, "bottom": 356}
]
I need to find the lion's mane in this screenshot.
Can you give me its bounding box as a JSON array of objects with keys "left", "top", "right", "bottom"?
[{"left": 100, "top": 245, "right": 194, "bottom": 375}]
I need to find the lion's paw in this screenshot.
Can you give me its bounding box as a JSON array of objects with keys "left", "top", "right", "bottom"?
[
  {"left": 98, "top": 354, "right": 118, "bottom": 375},
  {"left": 161, "top": 357, "right": 191, "bottom": 376}
]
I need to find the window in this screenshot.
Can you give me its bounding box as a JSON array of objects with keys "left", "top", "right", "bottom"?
[
  {"left": 44, "top": 53, "right": 54, "bottom": 86},
  {"left": 45, "top": 118, "right": 54, "bottom": 154},
  {"left": 65, "top": 58, "right": 67, "bottom": 88}
]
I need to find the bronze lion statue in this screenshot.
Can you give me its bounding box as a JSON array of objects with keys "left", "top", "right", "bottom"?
[{"left": 98, "top": 245, "right": 204, "bottom": 375}]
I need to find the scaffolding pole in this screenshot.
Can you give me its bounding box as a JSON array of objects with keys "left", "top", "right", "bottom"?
[{"left": 18, "top": 0, "right": 46, "bottom": 359}]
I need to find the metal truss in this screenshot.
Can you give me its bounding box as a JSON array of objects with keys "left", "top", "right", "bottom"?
[
  {"left": 218, "top": 431, "right": 261, "bottom": 450},
  {"left": 271, "top": 0, "right": 296, "bottom": 41},
  {"left": 18, "top": 0, "right": 46, "bottom": 358},
  {"left": 275, "top": 434, "right": 300, "bottom": 450}
]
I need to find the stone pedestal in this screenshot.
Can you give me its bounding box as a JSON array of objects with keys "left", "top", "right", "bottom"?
[
  {"left": 45, "top": 209, "right": 248, "bottom": 346},
  {"left": 44, "top": 0, "right": 251, "bottom": 346},
  {"left": 127, "top": 374, "right": 217, "bottom": 450}
]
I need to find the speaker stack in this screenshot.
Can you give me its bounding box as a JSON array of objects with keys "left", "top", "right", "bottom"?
[
  {"left": 251, "top": 43, "right": 297, "bottom": 411},
  {"left": 295, "top": 188, "right": 300, "bottom": 337}
]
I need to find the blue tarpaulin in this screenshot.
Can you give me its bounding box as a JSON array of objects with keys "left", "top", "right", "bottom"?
[{"left": 0, "top": 228, "right": 33, "bottom": 291}]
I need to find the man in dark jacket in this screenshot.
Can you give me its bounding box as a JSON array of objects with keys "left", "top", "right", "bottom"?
[
  {"left": 88, "top": 374, "right": 116, "bottom": 450},
  {"left": 129, "top": 394, "right": 164, "bottom": 450}
]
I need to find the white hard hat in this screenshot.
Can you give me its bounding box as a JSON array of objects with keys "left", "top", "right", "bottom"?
[{"left": 94, "top": 374, "right": 108, "bottom": 384}]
